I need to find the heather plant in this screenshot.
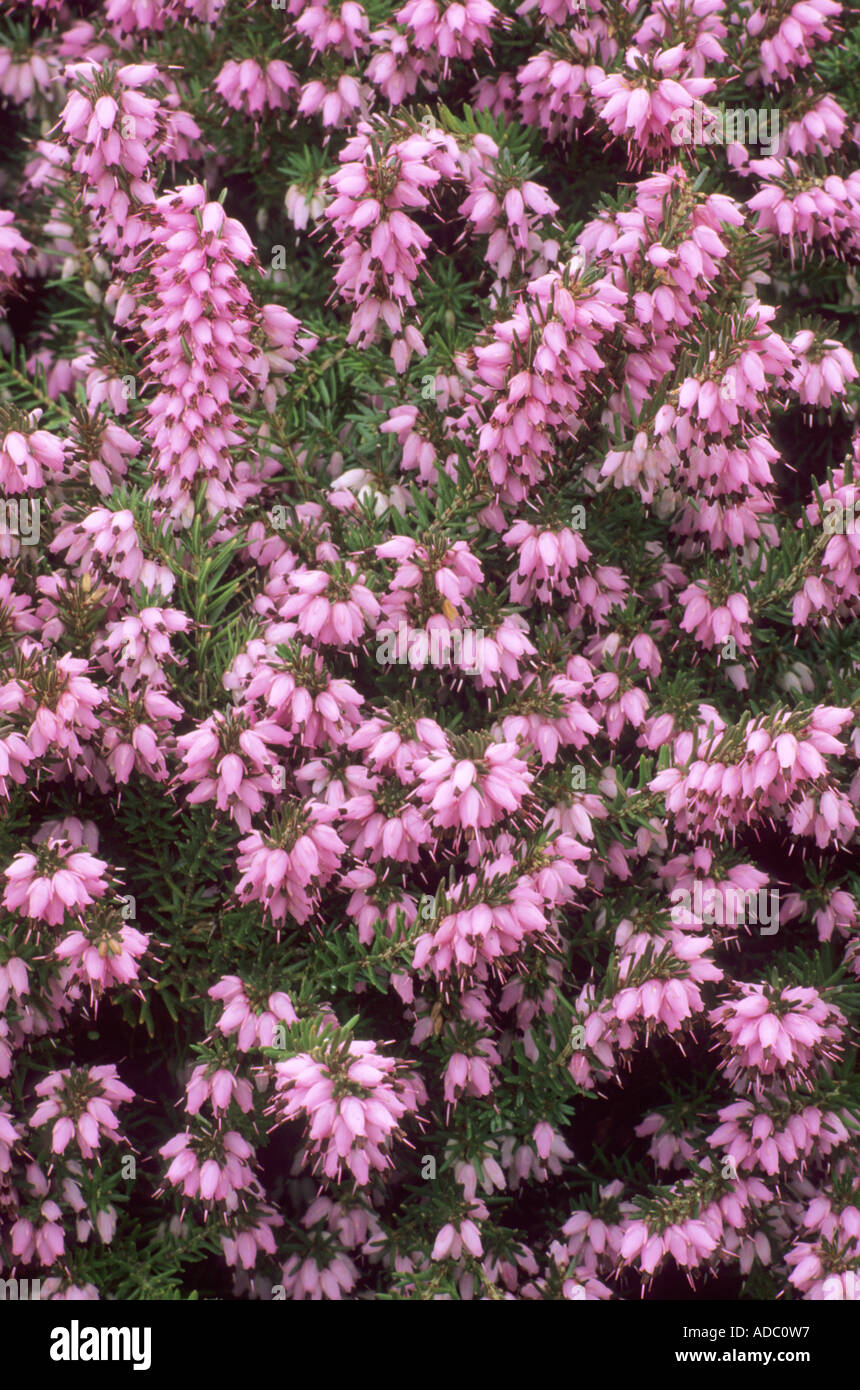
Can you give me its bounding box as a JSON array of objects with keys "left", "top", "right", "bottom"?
[{"left": 0, "top": 0, "right": 859, "bottom": 1305}]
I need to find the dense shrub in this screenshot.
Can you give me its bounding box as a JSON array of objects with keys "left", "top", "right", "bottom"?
[{"left": 1, "top": 0, "right": 859, "bottom": 1302}]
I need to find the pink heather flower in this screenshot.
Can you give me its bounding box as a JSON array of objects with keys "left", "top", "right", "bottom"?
[
  {"left": 0, "top": 955, "right": 29, "bottom": 1014},
  {"left": 0, "top": 573, "right": 40, "bottom": 639},
  {"left": 468, "top": 266, "right": 625, "bottom": 501},
  {"left": 51, "top": 507, "right": 169, "bottom": 593},
  {"left": 294, "top": 1, "right": 369, "bottom": 57},
  {"left": 517, "top": 52, "right": 590, "bottom": 144},
  {"left": 0, "top": 727, "right": 34, "bottom": 800},
  {"left": 10, "top": 1167, "right": 66, "bottom": 1265},
  {"left": 215, "top": 58, "right": 298, "bottom": 116},
  {"left": 709, "top": 1097, "right": 851, "bottom": 1176},
  {"left": 243, "top": 646, "right": 364, "bottom": 748},
  {"left": 791, "top": 469, "right": 860, "bottom": 625},
  {"left": 55, "top": 64, "right": 170, "bottom": 252},
  {"left": 500, "top": 670, "right": 600, "bottom": 763},
  {"left": 502, "top": 1128, "right": 573, "bottom": 1186},
  {"left": 67, "top": 410, "right": 140, "bottom": 495},
  {"left": 0, "top": 1103, "right": 22, "bottom": 1172},
  {"left": 376, "top": 535, "right": 483, "bottom": 618},
  {"left": 160, "top": 1129, "right": 257, "bottom": 1209},
  {"left": 777, "top": 96, "right": 848, "bottom": 157},
  {"left": 431, "top": 1209, "right": 487, "bottom": 1261},
  {"left": 635, "top": 0, "right": 728, "bottom": 75},
  {"left": 301, "top": 1194, "right": 383, "bottom": 1249},
  {"left": 588, "top": 672, "right": 650, "bottom": 742},
  {"left": 285, "top": 175, "right": 329, "bottom": 231},
  {"left": 618, "top": 1207, "right": 720, "bottom": 1277},
  {"left": 471, "top": 71, "right": 518, "bottom": 118},
  {"left": 0, "top": 208, "right": 31, "bottom": 296},
  {"left": 297, "top": 73, "right": 364, "bottom": 129},
  {"left": 326, "top": 125, "right": 444, "bottom": 368},
  {"left": 591, "top": 47, "right": 715, "bottom": 167},
  {"left": 73, "top": 352, "right": 136, "bottom": 418},
  {"left": 268, "top": 1037, "right": 425, "bottom": 1185},
  {"left": 649, "top": 706, "right": 854, "bottom": 840},
  {"left": 747, "top": 161, "right": 860, "bottom": 259},
  {"left": 781, "top": 888, "right": 858, "bottom": 944},
  {"left": 469, "top": 614, "right": 536, "bottom": 690},
  {"left": 275, "top": 566, "right": 379, "bottom": 645},
  {"left": 347, "top": 711, "right": 447, "bottom": 781},
  {"left": 710, "top": 983, "right": 846, "bottom": 1089},
  {"left": 176, "top": 712, "right": 292, "bottom": 830},
  {"left": 453, "top": 1149, "right": 506, "bottom": 1199},
  {"left": 790, "top": 329, "right": 858, "bottom": 407},
  {"left": 601, "top": 430, "right": 678, "bottom": 503},
  {"left": 208, "top": 975, "right": 298, "bottom": 1052},
  {"left": 679, "top": 584, "right": 751, "bottom": 653},
  {"left": 784, "top": 1208, "right": 860, "bottom": 1300},
  {"left": 186, "top": 1063, "right": 254, "bottom": 1117},
  {"left": 789, "top": 786, "right": 857, "bottom": 850},
  {"left": 0, "top": 418, "right": 65, "bottom": 493},
  {"left": 413, "top": 740, "right": 533, "bottom": 837},
  {"left": 752, "top": 0, "right": 842, "bottom": 83},
  {"left": 32, "top": 816, "right": 100, "bottom": 853},
  {"left": 339, "top": 767, "right": 431, "bottom": 863},
  {"left": 616, "top": 971, "right": 692, "bottom": 1031},
  {"left": 378, "top": 402, "right": 440, "bottom": 484},
  {"left": 18, "top": 653, "right": 105, "bottom": 765},
  {"left": 412, "top": 859, "right": 548, "bottom": 979},
  {"left": 635, "top": 1114, "right": 698, "bottom": 1171},
  {"left": 342, "top": 868, "right": 418, "bottom": 948},
  {"left": 235, "top": 803, "right": 346, "bottom": 925},
  {"left": 504, "top": 523, "right": 591, "bottom": 605},
  {"left": 278, "top": 1250, "right": 358, "bottom": 1300},
  {"left": 98, "top": 607, "right": 189, "bottom": 691},
  {"left": 220, "top": 1209, "right": 281, "bottom": 1271},
  {"left": 3, "top": 839, "right": 109, "bottom": 926},
  {"left": 442, "top": 1045, "right": 497, "bottom": 1105},
  {"left": 100, "top": 687, "right": 183, "bottom": 784},
  {"left": 397, "top": 0, "right": 501, "bottom": 68},
  {"left": 0, "top": 45, "right": 54, "bottom": 114},
  {"left": 672, "top": 307, "right": 793, "bottom": 437},
  {"left": 130, "top": 184, "right": 311, "bottom": 522},
  {"left": 55, "top": 920, "right": 149, "bottom": 993},
  {"left": 38, "top": 1280, "right": 101, "bottom": 1301},
  {"left": 104, "top": 0, "right": 168, "bottom": 33},
  {"left": 30, "top": 1065, "right": 134, "bottom": 1160},
  {"left": 365, "top": 26, "right": 432, "bottom": 105},
  {"left": 457, "top": 159, "right": 559, "bottom": 291}
]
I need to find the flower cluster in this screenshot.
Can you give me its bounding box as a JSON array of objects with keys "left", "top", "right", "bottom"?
[{"left": 0, "top": 0, "right": 859, "bottom": 1312}]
